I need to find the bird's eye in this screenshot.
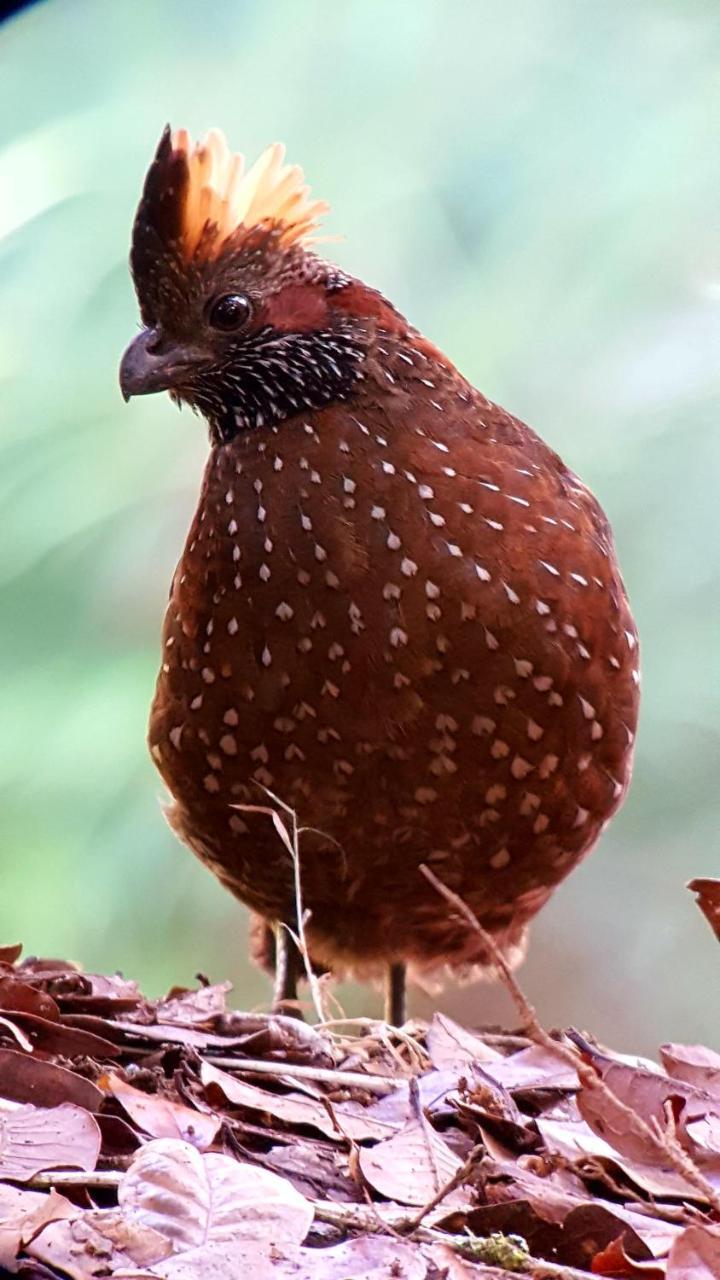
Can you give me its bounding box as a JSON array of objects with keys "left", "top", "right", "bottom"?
[{"left": 207, "top": 293, "right": 252, "bottom": 332}]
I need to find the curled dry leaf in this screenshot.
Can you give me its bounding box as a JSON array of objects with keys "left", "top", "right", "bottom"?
[
  {"left": 0, "top": 976, "right": 61, "bottom": 1020},
  {"left": 660, "top": 1043, "right": 720, "bottom": 1095},
  {"left": 577, "top": 1061, "right": 707, "bottom": 1164},
  {"left": 8, "top": 1010, "right": 121, "bottom": 1059},
  {"left": 201, "top": 1060, "right": 396, "bottom": 1142},
  {"left": 216, "top": 1009, "right": 335, "bottom": 1063},
  {"left": 0, "top": 944, "right": 23, "bottom": 966},
  {"left": 358, "top": 1110, "right": 463, "bottom": 1206},
  {"left": 687, "top": 878, "right": 720, "bottom": 944},
  {"left": 666, "top": 1224, "right": 720, "bottom": 1280},
  {"left": 590, "top": 1236, "right": 665, "bottom": 1278},
  {"left": 111, "top": 1018, "right": 253, "bottom": 1051},
  {"left": 0, "top": 1046, "right": 102, "bottom": 1111},
  {"left": 0, "top": 1101, "right": 101, "bottom": 1181},
  {"left": 100, "top": 1072, "right": 221, "bottom": 1150}
]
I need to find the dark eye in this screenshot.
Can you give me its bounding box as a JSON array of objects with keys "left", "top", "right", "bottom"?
[{"left": 207, "top": 293, "right": 252, "bottom": 332}]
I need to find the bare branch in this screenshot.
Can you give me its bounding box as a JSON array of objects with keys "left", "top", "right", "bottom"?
[{"left": 420, "top": 863, "right": 720, "bottom": 1216}]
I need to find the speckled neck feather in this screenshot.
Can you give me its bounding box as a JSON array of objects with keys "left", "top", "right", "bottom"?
[{"left": 185, "top": 321, "right": 368, "bottom": 446}]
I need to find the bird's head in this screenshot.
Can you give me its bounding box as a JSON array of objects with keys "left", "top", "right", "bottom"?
[{"left": 119, "top": 127, "right": 403, "bottom": 444}]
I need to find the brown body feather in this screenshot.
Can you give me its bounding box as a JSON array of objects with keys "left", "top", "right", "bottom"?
[
  {"left": 149, "top": 336, "right": 638, "bottom": 980},
  {"left": 122, "top": 128, "right": 639, "bottom": 992}
]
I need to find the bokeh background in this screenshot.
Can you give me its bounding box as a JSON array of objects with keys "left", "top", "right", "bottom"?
[{"left": 1, "top": 0, "right": 718, "bottom": 1052}]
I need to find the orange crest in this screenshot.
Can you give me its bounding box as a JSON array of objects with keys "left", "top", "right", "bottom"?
[{"left": 170, "top": 128, "right": 330, "bottom": 260}]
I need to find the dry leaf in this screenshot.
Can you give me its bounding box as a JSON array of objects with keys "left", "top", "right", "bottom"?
[
  {"left": 577, "top": 1062, "right": 706, "bottom": 1164},
  {"left": 120, "top": 1138, "right": 313, "bottom": 1249},
  {"left": 660, "top": 1044, "right": 720, "bottom": 1095},
  {"left": 296, "top": 1235, "right": 428, "bottom": 1279},
  {"left": 8, "top": 1010, "right": 121, "bottom": 1059},
  {"left": 100, "top": 1072, "right": 220, "bottom": 1150},
  {"left": 0, "top": 1046, "right": 102, "bottom": 1110},
  {"left": 31, "top": 1209, "right": 173, "bottom": 1279},
  {"left": 30, "top": 1139, "right": 314, "bottom": 1280},
  {"left": 687, "top": 879, "right": 720, "bottom": 944},
  {"left": 359, "top": 1111, "right": 462, "bottom": 1206},
  {"left": 666, "top": 1224, "right": 720, "bottom": 1279},
  {"left": 591, "top": 1237, "right": 665, "bottom": 1277},
  {"left": 483, "top": 1043, "right": 579, "bottom": 1092},
  {"left": 0, "top": 976, "right": 60, "bottom": 1020},
  {"left": 201, "top": 1060, "right": 396, "bottom": 1142},
  {"left": 362, "top": 1069, "right": 458, "bottom": 1129},
  {"left": 156, "top": 982, "right": 231, "bottom": 1026},
  {"left": 425, "top": 1012, "right": 502, "bottom": 1070},
  {"left": 538, "top": 1113, "right": 704, "bottom": 1201},
  {"left": 0, "top": 1185, "right": 77, "bottom": 1269},
  {"left": 0, "top": 1101, "right": 101, "bottom": 1181}
]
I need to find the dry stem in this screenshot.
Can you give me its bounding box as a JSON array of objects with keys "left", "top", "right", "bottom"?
[
  {"left": 419, "top": 863, "right": 720, "bottom": 1217},
  {"left": 205, "top": 1054, "right": 400, "bottom": 1093}
]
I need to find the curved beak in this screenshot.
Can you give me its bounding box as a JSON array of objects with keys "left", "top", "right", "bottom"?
[{"left": 119, "top": 329, "right": 207, "bottom": 401}]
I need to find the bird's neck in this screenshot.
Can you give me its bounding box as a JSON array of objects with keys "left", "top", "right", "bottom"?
[{"left": 189, "top": 321, "right": 368, "bottom": 447}]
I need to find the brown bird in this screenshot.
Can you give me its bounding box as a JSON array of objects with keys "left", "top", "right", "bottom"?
[{"left": 120, "top": 127, "right": 640, "bottom": 1024}]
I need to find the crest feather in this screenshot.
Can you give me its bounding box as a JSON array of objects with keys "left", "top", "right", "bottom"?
[{"left": 170, "top": 128, "right": 329, "bottom": 259}]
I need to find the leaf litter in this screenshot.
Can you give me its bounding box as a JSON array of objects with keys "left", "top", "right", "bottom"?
[{"left": 0, "top": 927, "right": 717, "bottom": 1279}]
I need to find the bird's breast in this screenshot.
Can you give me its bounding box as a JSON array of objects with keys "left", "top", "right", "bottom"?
[{"left": 149, "top": 380, "right": 639, "bottom": 904}]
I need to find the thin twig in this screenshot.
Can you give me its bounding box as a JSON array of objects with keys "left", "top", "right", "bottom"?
[
  {"left": 317, "top": 1016, "right": 430, "bottom": 1072},
  {"left": 204, "top": 1054, "right": 400, "bottom": 1094},
  {"left": 234, "top": 790, "right": 327, "bottom": 1022},
  {"left": 402, "top": 1143, "right": 483, "bottom": 1232},
  {"left": 313, "top": 1199, "right": 600, "bottom": 1278},
  {"left": 28, "top": 1170, "right": 123, "bottom": 1189},
  {"left": 420, "top": 863, "right": 720, "bottom": 1217}
]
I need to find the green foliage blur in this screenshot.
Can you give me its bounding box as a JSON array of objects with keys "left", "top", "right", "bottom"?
[{"left": 1, "top": 0, "right": 718, "bottom": 1051}]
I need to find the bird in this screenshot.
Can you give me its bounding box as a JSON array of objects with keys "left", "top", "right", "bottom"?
[{"left": 119, "top": 126, "right": 640, "bottom": 1025}]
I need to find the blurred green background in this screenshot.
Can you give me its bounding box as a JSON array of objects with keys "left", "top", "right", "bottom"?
[{"left": 1, "top": 0, "right": 718, "bottom": 1052}]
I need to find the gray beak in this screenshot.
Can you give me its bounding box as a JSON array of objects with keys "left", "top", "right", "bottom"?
[{"left": 119, "top": 329, "right": 207, "bottom": 401}]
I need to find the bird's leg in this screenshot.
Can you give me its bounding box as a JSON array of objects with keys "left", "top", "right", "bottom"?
[
  {"left": 271, "top": 922, "right": 305, "bottom": 1018},
  {"left": 385, "top": 961, "right": 407, "bottom": 1026}
]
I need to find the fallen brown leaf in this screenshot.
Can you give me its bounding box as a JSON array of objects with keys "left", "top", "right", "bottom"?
[
  {"left": 687, "top": 879, "right": 720, "bottom": 944},
  {"left": 577, "top": 1060, "right": 708, "bottom": 1164},
  {"left": 538, "top": 1112, "right": 705, "bottom": 1201},
  {"left": 425, "top": 1012, "right": 503, "bottom": 1071},
  {"left": 0, "top": 977, "right": 60, "bottom": 1021},
  {"left": 660, "top": 1044, "right": 720, "bottom": 1096},
  {"left": 0, "top": 1185, "right": 77, "bottom": 1269},
  {"left": 201, "top": 1060, "right": 397, "bottom": 1142},
  {"left": 0, "top": 1046, "right": 102, "bottom": 1111},
  {"left": 359, "top": 1109, "right": 463, "bottom": 1206},
  {"left": 155, "top": 982, "right": 231, "bottom": 1026},
  {"left": 483, "top": 1043, "right": 579, "bottom": 1093},
  {"left": 100, "top": 1071, "right": 221, "bottom": 1150},
  {"left": 8, "top": 1010, "right": 121, "bottom": 1059},
  {"left": 0, "top": 1101, "right": 101, "bottom": 1181},
  {"left": 119, "top": 1138, "right": 313, "bottom": 1253},
  {"left": 30, "top": 1208, "right": 173, "bottom": 1279},
  {"left": 295, "top": 1235, "right": 428, "bottom": 1279},
  {"left": 666, "top": 1224, "right": 720, "bottom": 1279}
]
